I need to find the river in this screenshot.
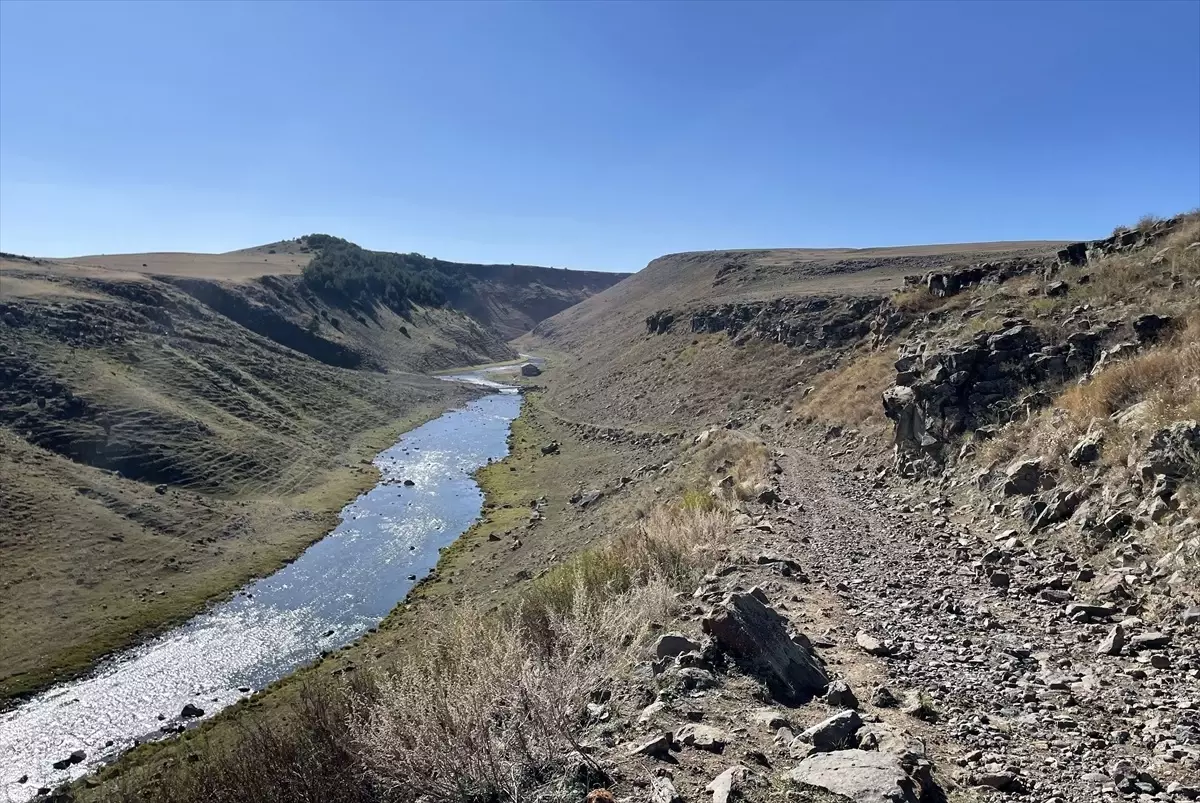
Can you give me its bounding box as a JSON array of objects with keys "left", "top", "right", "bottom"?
[{"left": 0, "top": 375, "right": 523, "bottom": 801}]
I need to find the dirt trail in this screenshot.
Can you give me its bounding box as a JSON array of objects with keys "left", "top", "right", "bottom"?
[{"left": 771, "top": 444, "right": 1199, "bottom": 800}]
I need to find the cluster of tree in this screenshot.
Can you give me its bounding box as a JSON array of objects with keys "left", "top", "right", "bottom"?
[{"left": 299, "top": 235, "right": 472, "bottom": 311}]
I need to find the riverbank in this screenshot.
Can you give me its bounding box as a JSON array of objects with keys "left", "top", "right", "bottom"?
[
  {"left": 69, "top": 376, "right": 678, "bottom": 801},
  {"left": 0, "top": 390, "right": 480, "bottom": 707}
]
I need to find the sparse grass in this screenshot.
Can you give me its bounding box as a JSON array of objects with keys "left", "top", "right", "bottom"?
[
  {"left": 1058, "top": 315, "right": 1200, "bottom": 426},
  {"left": 892, "top": 286, "right": 947, "bottom": 315},
  {"left": 795, "top": 348, "right": 895, "bottom": 429}
]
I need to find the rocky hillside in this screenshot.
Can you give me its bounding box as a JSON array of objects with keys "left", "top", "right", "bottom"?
[{"left": 509, "top": 212, "right": 1200, "bottom": 801}]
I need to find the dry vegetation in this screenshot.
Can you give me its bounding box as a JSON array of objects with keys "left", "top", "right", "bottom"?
[
  {"left": 93, "top": 429, "right": 772, "bottom": 803},
  {"left": 793, "top": 348, "right": 896, "bottom": 431}
]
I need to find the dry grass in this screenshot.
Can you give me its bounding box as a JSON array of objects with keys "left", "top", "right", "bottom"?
[
  {"left": 795, "top": 348, "right": 896, "bottom": 429},
  {"left": 353, "top": 498, "right": 730, "bottom": 802},
  {"left": 694, "top": 428, "right": 774, "bottom": 501},
  {"left": 354, "top": 579, "right": 671, "bottom": 802}
]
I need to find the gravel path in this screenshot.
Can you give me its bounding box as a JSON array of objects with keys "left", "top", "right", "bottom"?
[{"left": 774, "top": 445, "right": 1200, "bottom": 802}]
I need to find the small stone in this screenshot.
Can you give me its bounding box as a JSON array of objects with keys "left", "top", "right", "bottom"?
[
  {"left": 706, "top": 766, "right": 749, "bottom": 803},
  {"left": 629, "top": 732, "right": 673, "bottom": 757},
  {"left": 855, "top": 630, "right": 891, "bottom": 657},
  {"left": 1098, "top": 624, "right": 1125, "bottom": 656}
]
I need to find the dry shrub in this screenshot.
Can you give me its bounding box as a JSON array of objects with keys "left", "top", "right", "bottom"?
[
  {"left": 1058, "top": 315, "right": 1200, "bottom": 426},
  {"left": 519, "top": 503, "right": 729, "bottom": 627},
  {"left": 892, "top": 286, "right": 945, "bottom": 315},
  {"left": 105, "top": 680, "right": 377, "bottom": 803},
  {"left": 353, "top": 578, "right": 674, "bottom": 803},
  {"left": 796, "top": 349, "right": 895, "bottom": 428},
  {"left": 694, "top": 429, "right": 772, "bottom": 500}
]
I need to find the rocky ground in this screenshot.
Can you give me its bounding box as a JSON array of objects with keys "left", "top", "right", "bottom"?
[{"left": 572, "top": 435, "right": 1198, "bottom": 803}]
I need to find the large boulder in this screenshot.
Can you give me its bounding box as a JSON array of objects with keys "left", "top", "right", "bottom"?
[
  {"left": 520, "top": 362, "right": 542, "bottom": 377},
  {"left": 702, "top": 592, "right": 828, "bottom": 704},
  {"left": 784, "top": 749, "right": 924, "bottom": 803}
]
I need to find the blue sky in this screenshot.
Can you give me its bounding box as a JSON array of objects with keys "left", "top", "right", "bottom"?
[{"left": 1, "top": 1, "right": 1197, "bottom": 271}]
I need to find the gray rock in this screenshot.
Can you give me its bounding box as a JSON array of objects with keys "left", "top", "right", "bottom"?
[
  {"left": 1098, "top": 624, "right": 1125, "bottom": 656},
  {"left": 856, "top": 630, "right": 891, "bottom": 657},
  {"left": 676, "top": 723, "right": 727, "bottom": 752},
  {"left": 628, "top": 732, "right": 673, "bottom": 757},
  {"left": 1131, "top": 631, "right": 1171, "bottom": 649},
  {"left": 180, "top": 703, "right": 204, "bottom": 718},
  {"left": 784, "top": 749, "right": 921, "bottom": 803},
  {"left": 655, "top": 632, "right": 701, "bottom": 659},
  {"left": 706, "top": 766, "right": 748, "bottom": 803},
  {"left": 824, "top": 679, "right": 859, "bottom": 709},
  {"left": 1066, "top": 602, "right": 1117, "bottom": 620},
  {"left": 651, "top": 774, "right": 680, "bottom": 803},
  {"left": 1003, "top": 458, "right": 1042, "bottom": 496},
  {"left": 871, "top": 686, "right": 900, "bottom": 708},
  {"left": 798, "top": 709, "right": 863, "bottom": 752},
  {"left": 1069, "top": 435, "right": 1102, "bottom": 466},
  {"left": 702, "top": 592, "right": 828, "bottom": 704},
  {"left": 1182, "top": 606, "right": 1200, "bottom": 627},
  {"left": 749, "top": 708, "right": 791, "bottom": 731}
]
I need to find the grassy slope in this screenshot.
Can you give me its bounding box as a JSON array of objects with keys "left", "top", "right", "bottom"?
[{"left": 521, "top": 240, "right": 1064, "bottom": 430}]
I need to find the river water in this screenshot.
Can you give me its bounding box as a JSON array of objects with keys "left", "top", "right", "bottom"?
[{"left": 0, "top": 382, "right": 522, "bottom": 801}]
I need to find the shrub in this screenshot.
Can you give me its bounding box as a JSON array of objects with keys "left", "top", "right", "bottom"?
[{"left": 353, "top": 578, "right": 672, "bottom": 803}]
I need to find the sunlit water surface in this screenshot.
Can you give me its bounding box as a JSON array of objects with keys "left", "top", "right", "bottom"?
[{"left": 0, "top": 389, "right": 520, "bottom": 801}]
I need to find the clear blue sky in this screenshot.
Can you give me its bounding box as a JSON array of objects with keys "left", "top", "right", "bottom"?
[{"left": 1, "top": 1, "right": 1198, "bottom": 271}]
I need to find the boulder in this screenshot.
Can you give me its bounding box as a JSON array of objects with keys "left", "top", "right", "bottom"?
[
  {"left": 180, "top": 703, "right": 205, "bottom": 718},
  {"left": 655, "top": 633, "right": 701, "bottom": 659},
  {"left": 823, "top": 679, "right": 859, "bottom": 709},
  {"left": 1003, "top": 458, "right": 1042, "bottom": 496},
  {"left": 519, "top": 362, "right": 542, "bottom": 377},
  {"left": 702, "top": 592, "right": 829, "bottom": 704},
  {"left": 798, "top": 709, "right": 862, "bottom": 751},
  {"left": 784, "top": 749, "right": 923, "bottom": 803},
  {"left": 539, "top": 441, "right": 559, "bottom": 455}
]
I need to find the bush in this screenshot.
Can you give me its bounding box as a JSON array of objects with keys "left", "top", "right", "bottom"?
[{"left": 299, "top": 235, "right": 473, "bottom": 313}]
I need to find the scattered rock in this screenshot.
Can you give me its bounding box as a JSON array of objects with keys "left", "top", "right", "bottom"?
[
  {"left": 180, "top": 703, "right": 204, "bottom": 719},
  {"left": 823, "top": 679, "right": 859, "bottom": 709},
  {"left": 1003, "top": 458, "right": 1042, "bottom": 496},
  {"left": 871, "top": 686, "right": 899, "bottom": 708},
  {"left": 706, "top": 766, "right": 749, "bottom": 803},
  {"left": 702, "top": 592, "right": 829, "bottom": 704},
  {"left": 676, "top": 723, "right": 728, "bottom": 752},
  {"left": 1097, "top": 623, "right": 1125, "bottom": 656},
  {"left": 628, "top": 732, "right": 673, "bottom": 758}
]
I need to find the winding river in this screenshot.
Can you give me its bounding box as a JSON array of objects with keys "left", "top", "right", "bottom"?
[{"left": 0, "top": 373, "right": 523, "bottom": 801}]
